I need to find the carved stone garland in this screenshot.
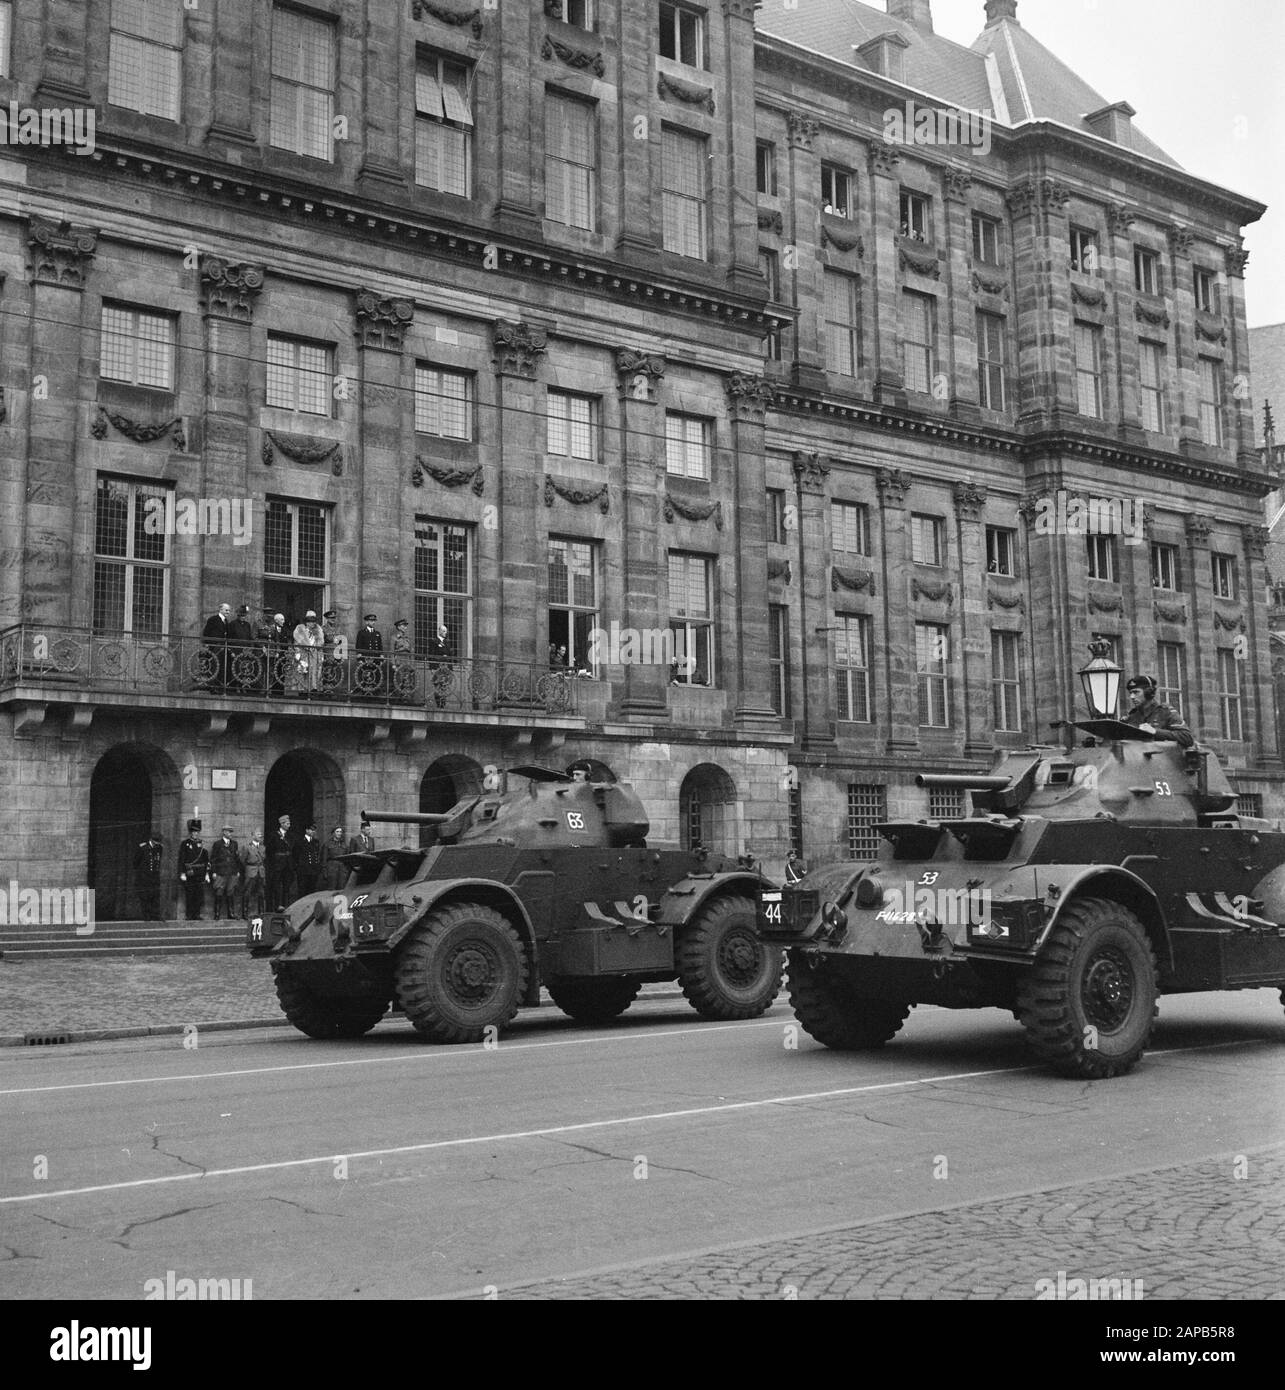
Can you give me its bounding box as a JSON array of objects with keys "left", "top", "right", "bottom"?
[
  {"left": 664, "top": 492, "right": 723, "bottom": 529},
  {"left": 546, "top": 476, "right": 609, "bottom": 513},
  {"left": 657, "top": 72, "right": 715, "bottom": 115},
  {"left": 832, "top": 566, "right": 875, "bottom": 595},
  {"left": 93, "top": 406, "right": 186, "bottom": 451},
  {"left": 411, "top": 0, "right": 484, "bottom": 40},
  {"left": 262, "top": 431, "right": 343, "bottom": 475},
  {"left": 542, "top": 36, "right": 606, "bottom": 78},
  {"left": 413, "top": 458, "right": 485, "bottom": 494}
]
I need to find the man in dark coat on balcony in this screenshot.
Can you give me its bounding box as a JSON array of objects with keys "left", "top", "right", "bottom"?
[
  {"left": 355, "top": 613, "right": 385, "bottom": 696},
  {"left": 201, "top": 602, "right": 232, "bottom": 689},
  {"left": 227, "top": 605, "right": 255, "bottom": 691},
  {"left": 134, "top": 832, "right": 164, "bottom": 920},
  {"left": 178, "top": 820, "right": 209, "bottom": 921}
]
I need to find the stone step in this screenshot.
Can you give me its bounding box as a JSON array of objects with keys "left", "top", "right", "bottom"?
[{"left": 1, "top": 942, "right": 246, "bottom": 959}]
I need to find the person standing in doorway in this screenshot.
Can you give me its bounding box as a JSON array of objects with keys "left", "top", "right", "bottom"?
[
  {"left": 267, "top": 814, "right": 297, "bottom": 910},
  {"left": 178, "top": 820, "right": 209, "bottom": 921}
]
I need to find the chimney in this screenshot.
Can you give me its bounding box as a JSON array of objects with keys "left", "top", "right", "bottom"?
[
  {"left": 887, "top": 0, "right": 933, "bottom": 32},
  {"left": 856, "top": 32, "right": 911, "bottom": 83},
  {"left": 984, "top": 0, "right": 1018, "bottom": 24},
  {"left": 1084, "top": 101, "right": 1137, "bottom": 145}
]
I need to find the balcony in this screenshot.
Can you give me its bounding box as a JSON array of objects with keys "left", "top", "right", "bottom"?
[{"left": 0, "top": 625, "right": 580, "bottom": 738}]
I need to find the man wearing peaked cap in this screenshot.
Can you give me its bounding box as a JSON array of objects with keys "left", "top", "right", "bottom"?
[{"left": 134, "top": 831, "right": 165, "bottom": 920}]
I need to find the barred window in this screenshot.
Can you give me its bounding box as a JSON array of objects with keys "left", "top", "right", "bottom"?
[
  {"left": 93, "top": 475, "right": 170, "bottom": 636},
  {"left": 902, "top": 291, "right": 934, "bottom": 394},
  {"left": 270, "top": 5, "right": 334, "bottom": 161},
  {"left": 991, "top": 630, "right": 1022, "bottom": 733},
  {"left": 1217, "top": 648, "right": 1243, "bottom": 741},
  {"left": 546, "top": 92, "right": 596, "bottom": 231},
  {"left": 665, "top": 412, "right": 711, "bottom": 480},
  {"left": 1075, "top": 322, "right": 1103, "bottom": 418},
  {"left": 100, "top": 304, "right": 175, "bottom": 390},
  {"left": 1139, "top": 341, "right": 1166, "bottom": 432},
  {"left": 916, "top": 622, "right": 950, "bottom": 728},
  {"left": 847, "top": 783, "right": 886, "bottom": 860},
  {"left": 108, "top": 0, "right": 182, "bottom": 120},
  {"left": 266, "top": 334, "right": 331, "bottom": 415},
  {"left": 548, "top": 390, "right": 598, "bottom": 461},
  {"left": 836, "top": 614, "right": 871, "bottom": 723},
  {"left": 661, "top": 127, "right": 707, "bottom": 258},
  {"left": 1199, "top": 358, "right": 1223, "bottom": 447},
  {"left": 1235, "top": 792, "right": 1262, "bottom": 819},
  {"left": 824, "top": 271, "right": 860, "bottom": 377},
  {"left": 548, "top": 537, "right": 599, "bottom": 673},
  {"left": 414, "top": 519, "right": 472, "bottom": 659},
  {"left": 927, "top": 786, "right": 964, "bottom": 821},
  {"left": 416, "top": 53, "right": 474, "bottom": 196},
  {"left": 769, "top": 603, "right": 789, "bottom": 716},
  {"left": 832, "top": 501, "right": 870, "bottom": 556},
  {"left": 668, "top": 551, "right": 714, "bottom": 686},
  {"left": 414, "top": 365, "right": 474, "bottom": 439},
  {"left": 788, "top": 784, "right": 803, "bottom": 860},
  {"left": 1157, "top": 642, "right": 1184, "bottom": 716},
  {"left": 977, "top": 311, "right": 1006, "bottom": 411}
]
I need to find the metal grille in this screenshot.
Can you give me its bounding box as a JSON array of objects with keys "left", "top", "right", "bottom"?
[
  {"left": 266, "top": 335, "right": 330, "bottom": 415},
  {"left": 1236, "top": 793, "right": 1262, "bottom": 819},
  {"left": 414, "top": 520, "right": 472, "bottom": 657},
  {"left": 270, "top": 6, "right": 334, "bottom": 160},
  {"left": 847, "top": 784, "right": 886, "bottom": 861},
  {"left": 928, "top": 787, "right": 964, "bottom": 821},
  {"left": 665, "top": 413, "right": 710, "bottom": 479},
  {"left": 415, "top": 56, "right": 473, "bottom": 194},
  {"left": 415, "top": 366, "right": 473, "bottom": 439},
  {"left": 547, "top": 391, "right": 595, "bottom": 460},
  {"left": 831, "top": 501, "right": 869, "bottom": 555},
  {"left": 101, "top": 305, "right": 173, "bottom": 389},
  {"left": 835, "top": 615, "right": 870, "bottom": 723},
  {"left": 788, "top": 785, "right": 803, "bottom": 859},
  {"left": 545, "top": 93, "right": 596, "bottom": 230},
  {"left": 661, "top": 128, "right": 707, "bottom": 258},
  {"left": 824, "top": 271, "right": 858, "bottom": 376},
  {"left": 109, "top": 0, "right": 182, "bottom": 119}
]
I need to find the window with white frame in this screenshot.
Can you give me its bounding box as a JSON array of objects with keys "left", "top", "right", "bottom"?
[
  {"left": 269, "top": 5, "right": 334, "bottom": 161},
  {"left": 1070, "top": 226, "right": 1099, "bottom": 274},
  {"left": 108, "top": 0, "right": 182, "bottom": 120},
  {"left": 1217, "top": 648, "right": 1243, "bottom": 740},
  {"left": 0, "top": 1, "right": 11, "bottom": 80},
  {"left": 658, "top": 1, "right": 706, "bottom": 68},
  {"left": 266, "top": 334, "right": 331, "bottom": 415},
  {"left": 1211, "top": 552, "right": 1237, "bottom": 600},
  {"left": 1074, "top": 321, "right": 1103, "bottom": 418},
  {"left": 668, "top": 552, "right": 714, "bottom": 685},
  {"left": 915, "top": 622, "right": 950, "bottom": 727},
  {"left": 986, "top": 527, "right": 1016, "bottom": 577},
  {"left": 1139, "top": 340, "right": 1166, "bottom": 432},
  {"left": 100, "top": 304, "right": 175, "bottom": 390},
  {"left": 847, "top": 783, "right": 886, "bottom": 860},
  {"left": 1086, "top": 534, "right": 1116, "bottom": 582},
  {"left": 832, "top": 500, "right": 870, "bottom": 555},
  {"left": 902, "top": 291, "right": 934, "bottom": 393},
  {"left": 1193, "top": 267, "right": 1217, "bottom": 315},
  {"left": 766, "top": 488, "right": 786, "bottom": 544},
  {"left": 977, "top": 311, "right": 1006, "bottom": 411},
  {"left": 547, "top": 390, "right": 598, "bottom": 461},
  {"left": 549, "top": 0, "right": 594, "bottom": 28},
  {"left": 824, "top": 270, "right": 860, "bottom": 377},
  {"left": 756, "top": 141, "right": 777, "bottom": 196},
  {"left": 760, "top": 248, "right": 782, "bottom": 359},
  {"left": 1134, "top": 246, "right": 1160, "bottom": 295},
  {"left": 414, "top": 518, "right": 472, "bottom": 659},
  {"left": 264, "top": 498, "right": 328, "bottom": 619},
  {"left": 93, "top": 475, "right": 170, "bottom": 636},
  {"left": 548, "top": 537, "right": 599, "bottom": 673},
  {"left": 911, "top": 513, "right": 944, "bottom": 567},
  {"left": 971, "top": 213, "right": 1001, "bottom": 265},
  {"left": 899, "top": 189, "right": 930, "bottom": 241},
  {"left": 1151, "top": 542, "right": 1179, "bottom": 591},
  {"left": 836, "top": 614, "right": 871, "bottom": 723},
  {"left": 661, "top": 127, "right": 708, "bottom": 258},
  {"left": 416, "top": 52, "right": 474, "bottom": 196},
  {"left": 665, "top": 412, "right": 711, "bottom": 480},
  {"left": 545, "top": 92, "right": 596, "bottom": 231},
  {"left": 991, "top": 629, "right": 1022, "bottom": 732},
  {"left": 769, "top": 603, "right": 790, "bottom": 715},
  {"left": 1157, "top": 642, "right": 1184, "bottom": 716},
  {"left": 1198, "top": 358, "right": 1223, "bottom": 446},
  {"left": 414, "top": 365, "right": 474, "bottom": 440},
  {"left": 821, "top": 164, "right": 852, "bottom": 218}
]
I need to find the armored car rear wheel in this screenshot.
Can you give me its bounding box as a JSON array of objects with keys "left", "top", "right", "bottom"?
[
  {"left": 274, "top": 973, "right": 389, "bottom": 1040},
  {"left": 787, "top": 954, "right": 913, "bottom": 1049},
  {"left": 395, "top": 902, "right": 528, "bottom": 1044},
  {"left": 546, "top": 976, "right": 641, "bottom": 1024},
  {"left": 1016, "top": 897, "right": 1157, "bottom": 1080},
  {"left": 676, "top": 893, "right": 783, "bottom": 1020}
]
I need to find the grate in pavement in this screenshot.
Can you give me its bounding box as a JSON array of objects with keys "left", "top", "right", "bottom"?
[{"left": 23, "top": 1032, "right": 72, "bottom": 1046}]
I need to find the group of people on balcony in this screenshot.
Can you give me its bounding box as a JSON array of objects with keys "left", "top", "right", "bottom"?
[{"left": 134, "top": 815, "right": 383, "bottom": 921}]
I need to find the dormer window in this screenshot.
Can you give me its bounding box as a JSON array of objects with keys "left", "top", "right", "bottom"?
[
  {"left": 854, "top": 31, "right": 909, "bottom": 83},
  {"left": 900, "top": 190, "right": 931, "bottom": 242}
]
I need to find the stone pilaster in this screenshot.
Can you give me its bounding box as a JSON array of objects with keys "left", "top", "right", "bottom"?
[
  {"left": 1105, "top": 202, "right": 1141, "bottom": 437},
  {"left": 1241, "top": 522, "right": 1279, "bottom": 765},
  {"left": 1223, "top": 246, "right": 1255, "bottom": 465},
  {"left": 357, "top": 0, "right": 409, "bottom": 193},
  {"left": 721, "top": 0, "right": 763, "bottom": 296},
  {"left": 943, "top": 172, "right": 980, "bottom": 421},
  {"left": 35, "top": 0, "right": 92, "bottom": 104},
  {"left": 877, "top": 467, "right": 916, "bottom": 750},
  {"left": 206, "top": 0, "right": 257, "bottom": 146},
  {"left": 868, "top": 145, "right": 904, "bottom": 404},
  {"left": 1167, "top": 225, "right": 1200, "bottom": 445},
  {"left": 1184, "top": 513, "right": 1214, "bottom": 738},
  {"left": 494, "top": 4, "right": 538, "bottom": 232},
  {"left": 793, "top": 450, "right": 834, "bottom": 749},
  {"left": 1007, "top": 178, "right": 1071, "bottom": 427},
  {"left": 785, "top": 113, "right": 824, "bottom": 389},
  {"left": 953, "top": 481, "right": 990, "bottom": 750}
]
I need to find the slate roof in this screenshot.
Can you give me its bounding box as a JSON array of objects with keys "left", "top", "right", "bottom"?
[{"left": 758, "top": 0, "right": 1181, "bottom": 169}]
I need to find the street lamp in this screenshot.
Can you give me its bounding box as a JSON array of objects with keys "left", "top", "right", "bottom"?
[{"left": 1078, "top": 639, "right": 1122, "bottom": 719}]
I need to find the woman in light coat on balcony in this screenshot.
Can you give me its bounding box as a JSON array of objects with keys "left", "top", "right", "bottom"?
[{"left": 291, "top": 612, "right": 324, "bottom": 696}]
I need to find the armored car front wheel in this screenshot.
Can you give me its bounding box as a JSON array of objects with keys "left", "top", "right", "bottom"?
[
  {"left": 787, "top": 954, "right": 913, "bottom": 1049},
  {"left": 546, "top": 976, "right": 641, "bottom": 1024},
  {"left": 1016, "top": 897, "right": 1157, "bottom": 1080},
  {"left": 395, "top": 902, "right": 528, "bottom": 1044},
  {"left": 274, "top": 972, "right": 390, "bottom": 1040},
  {"left": 676, "top": 893, "right": 783, "bottom": 1020}
]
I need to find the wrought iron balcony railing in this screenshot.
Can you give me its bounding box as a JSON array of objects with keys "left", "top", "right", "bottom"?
[{"left": 0, "top": 625, "right": 576, "bottom": 716}]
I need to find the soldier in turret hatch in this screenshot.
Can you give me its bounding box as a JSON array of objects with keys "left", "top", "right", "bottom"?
[{"left": 1121, "top": 674, "right": 1194, "bottom": 748}]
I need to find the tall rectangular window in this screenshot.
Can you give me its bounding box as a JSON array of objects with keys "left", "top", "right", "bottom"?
[
  {"left": 1157, "top": 642, "right": 1184, "bottom": 716},
  {"left": 916, "top": 623, "right": 950, "bottom": 727},
  {"left": 911, "top": 514, "right": 944, "bottom": 567},
  {"left": 1086, "top": 535, "right": 1115, "bottom": 582},
  {"left": 1134, "top": 246, "right": 1160, "bottom": 295},
  {"left": 661, "top": 127, "right": 707, "bottom": 258},
  {"left": 836, "top": 614, "right": 871, "bottom": 723},
  {"left": 549, "top": 0, "right": 594, "bottom": 27},
  {"left": 986, "top": 526, "right": 1016, "bottom": 577},
  {"left": 108, "top": 0, "right": 182, "bottom": 119},
  {"left": 1217, "top": 649, "right": 1243, "bottom": 740},
  {"left": 414, "top": 365, "right": 474, "bottom": 440},
  {"left": 665, "top": 412, "right": 711, "bottom": 480},
  {"left": 416, "top": 53, "right": 474, "bottom": 195},
  {"left": 548, "top": 538, "right": 599, "bottom": 673},
  {"left": 832, "top": 500, "right": 870, "bottom": 555},
  {"left": 991, "top": 630, "right": 1022, "bottom": 732},
  {"left": 769, "top": 604, "right": 790, "bottom": 716},
  {"left": 545, "top": 92, "right": 596, "bottom": 231},
  {"left": 1139, "top": 341, "right": 1165, "bottom": 432},
  {"left": 899, "top": 189, "right": 931, "bottom": 240},
  {"left": 821, "top": 164, "right": 852, "bottom": 218},
  {"left": 1151, "top": 542, "right": 1179, "bottom": 591},
  {"left": 668, "top": 552, "right": 714, "bottom": 686},
  {"left": 847, "top": 784, "right": 886, "bottom": 860},
  {"left": 902, "top": 291, "right": 934, "bottom": 394},
  {"left": 971, "top": 213, "right": 1000, "bottom": 265},
  {"left": 1070, "top": 227, "right": 1099, "bottom": 274},
  {"left": 1074, "top": 321, "right": 1103, "bottom": 418},
  {"left": 824, "top": 271, "right": 859, "bottom": 377},
  {"left": 766, "top": 489, "right": 786, "bottom": 544},
  {"left": 659, "top": 1, "right": 705, "bottom": 67},
  {"left": 1211, "top": 552, "right": 1237, "bottom": 600},
  {"left": 414, "top": 519, "right": 472, "bottom": 659},
  {"left": 0, "top": 1, "right": 11, "bottom": 80},
  {"left": 547, "top": 390, "right": 598, "bottom": 461},
  {"left": 1193, "top": 267, "right": 1217, "bottom": 315},
  {"left": 100, "top": 304, "right": 175, "bottom": 390},
  {"left": 756, "top": 141, "right": 777, "bottom": 196},
  {"left": 93, "top": 476, "right": 170, "bottom": 636},
  {"left": 1199, "top": 358, "right": 1224, "bottom": 446},
  {"left": 266, "top": 334, "right": 331, "bottom": 415},
  {"left": 263, "top": 498, "right": 328, "bottom": 619},
  {"left": 760, "top": 249, "right": 782, "bottom": 360},
  {"left": 977, "top": 311, "right": 1006, "bottom": 410},
  {"left": 270, "top": 5, "right": 334, "bottom": 161}
]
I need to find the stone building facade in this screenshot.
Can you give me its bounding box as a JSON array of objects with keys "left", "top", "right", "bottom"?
[{"left": 0, "top": 0, "right": 1278, "bottom": 920}]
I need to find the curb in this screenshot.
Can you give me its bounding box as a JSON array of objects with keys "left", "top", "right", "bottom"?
[{"left": 0, "top": 1017, "right": 292, "bottom": 1049}]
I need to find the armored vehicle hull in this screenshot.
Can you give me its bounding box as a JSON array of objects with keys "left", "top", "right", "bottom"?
[{"left": 759, "top": 724, "right": 1285, "bottom": 1077}]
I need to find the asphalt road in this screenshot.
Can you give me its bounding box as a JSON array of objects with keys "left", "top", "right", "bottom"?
[{"left": 1, "top": 989, "right": 1282, "bottom": 1300}]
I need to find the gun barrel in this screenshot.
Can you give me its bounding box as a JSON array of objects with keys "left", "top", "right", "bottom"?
[
  {"left": 361, "top": 810, "right": 453, "bottom": 825},
  {"left": 915, "top": 774, "right": 1011, "bottom": 790}
]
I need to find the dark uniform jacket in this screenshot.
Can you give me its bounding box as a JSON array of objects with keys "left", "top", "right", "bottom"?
[
  {"left": 355, "top": 626, "right": 383, "bottom": 653},
  {"left": 268, "top": 828, "right": 296, "bottom": 863},
  {"left": 210, "top": 838, "right": 241, "bottom": 878},
  {"left": 178, "top": 837, "right": 209, "bottom": 882},
  {"left": 347, "top": 829, "right": 376, "bottom": 856},
  {"left": 134, "top": 840, "right": 164, "bottom": 880},
  {"left": 202, "top": 613, "right": 230, "bottom": 643},
  {"left": 295, "top": 834, "right": 324, "bottom": 873},
  {"left": 1123, "top": 698, "right": 1194, "bottom": 748}
]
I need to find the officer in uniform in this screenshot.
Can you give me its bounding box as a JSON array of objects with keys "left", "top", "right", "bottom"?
[
  {"left": 1121, "top": 674, "right": 1194, "bottom": 748},
  {"left": 178, "top": 819, "right": 210, "bottom": 920},
  {"left": 267, "top": 813, "right": 297, "bottom": 910},
  {"left": 134, "top": 832, "right": 164, "bottom": 920},
  {"left": 295, "top": 822, "right": 324, "bottom": 896}
]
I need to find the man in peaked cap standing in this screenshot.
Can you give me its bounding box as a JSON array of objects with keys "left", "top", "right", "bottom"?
[
  {"left": 134, "top": 831, "right": 164, "bottom": 920},
  {"left": 178, "top": 820, "right": 209, "bottom": 921}
]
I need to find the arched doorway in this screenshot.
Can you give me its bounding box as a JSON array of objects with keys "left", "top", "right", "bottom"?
[
  {"left": 679, "top": 764, "right": 740, "bottom": 857},
  {"left": 264, "top": 749, "right": 346, "bottom": 843},
  {"left": 87, "top": 743, "right": 181, "bottom": 920},
  {"left": 419, "top": 755, "right": 484, "bottom": 847}
]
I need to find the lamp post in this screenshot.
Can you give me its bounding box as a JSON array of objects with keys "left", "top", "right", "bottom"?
[{"left": 1078, "top": 639, "right": 1122, "bottom": 719}]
